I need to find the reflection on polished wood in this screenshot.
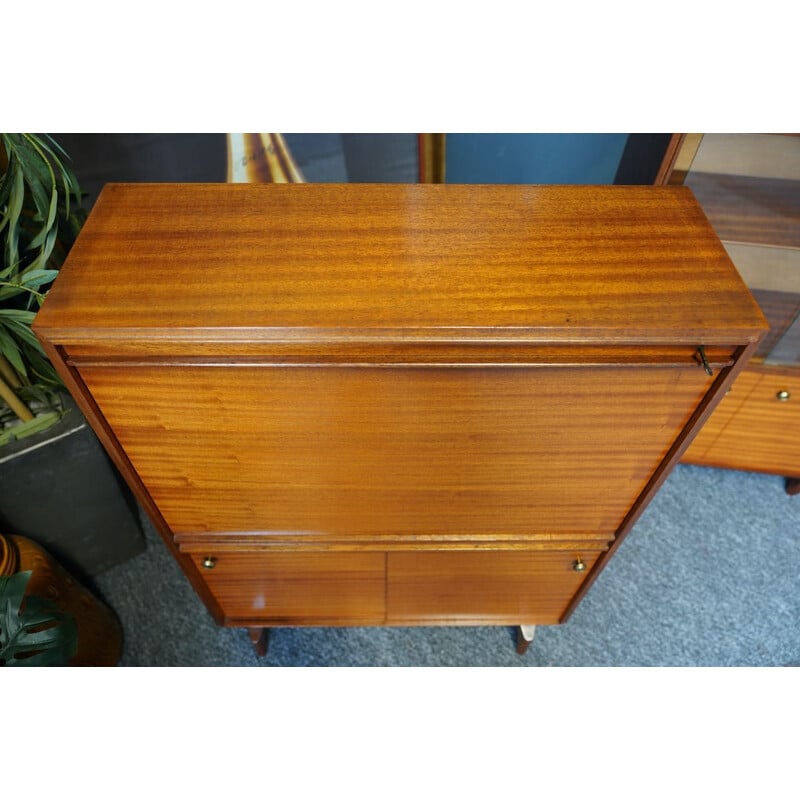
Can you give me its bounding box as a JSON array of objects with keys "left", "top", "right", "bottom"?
[
  {"left": 686, "top": 173, "right": 800, "bottom": 249},
  {"left": 749, "top": 289, "right": 800, "bottom": 360},
  {"left": 766, "top": 313, "right": 800, "bottom": 366}
]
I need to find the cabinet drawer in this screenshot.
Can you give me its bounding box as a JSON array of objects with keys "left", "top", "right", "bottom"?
[
  {"left": 684, "top": 367, "right": 800, "bottom": 475},
  {"left": 386, "top": 550, "right": 602, "bottom": 625},
  {"left": 188, "top": 551, "right": 386, "bottom": 626}
]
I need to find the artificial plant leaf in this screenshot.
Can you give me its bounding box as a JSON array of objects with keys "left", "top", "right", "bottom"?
[
  {"left": 61, "top": 164, "right": 71, "bottom": 220},
  {"left": 11, "top": 147, "right": 51, "bottom": 226},
  {"left": 4, "top": 320, "right": 44, "bottom": 367},
  {"left": 0, "top": 570, "right": 30, "bottom": 607},
  {"left": 14, "top": 137, "right": 54, "bottom": 217},
  {"left": 17, "top": 268, "right": 59, "bottom": 288},
  {"left": 0, "top": 268, "right": 59, "bottom": 302},
  {"left": 0, "top": 323, "right": 27, "bottom": 378},
  {"left": 0, "top": 284, "right": 24, "bottom": 302},
  {"left": 0, "top": 315, "right": 52, "bottom": 385},
  {"left": 0, "top": 260, "right": 17, "bottom": 280},
  {"left": 17, "top": 600, "right": 73, "bottom": 639},
  {"left": 5, "top": 315, "right": 41, "bottom": 345},
  {"left": 0, "top": 308, "right": 36, "bottom": 323},
  {"left": 0, "top": 133, "right": 12, "bottom": 191},
  {"left": 22, "top": 342, "right": 62, "bottom": 386},
  {"left": 38, "top": 137, "right": 82, "bottom": 220},
  {"left": 4, "top": 410, "right": 62, "bottom": 440},
  {"left": 1, "top": 134, "right": 83, "bottom": 404},
  {"left": 0, "top": 579, "right": 78, "bottom": 667},
  {"left": 29, "top": 134, "right": 66, "bottom": 170},
  {"left": 0, "top": 286, "right": 20, "bottom": 302},
  {"left": 28, "top": 185, "right": 58, "bottom": 250},
  {"left": 25, "top": 225, "right": 59, "bottom": 280},
  {"left": 0, "top": 170, "right": 12, "bottom": 230},
  {"left": 40, "top": 134, "right": 71, "bottom": 161},
  {"left": 17, "top": 383, "right": 63, "bottom": 410},
  {"left": 35, "top": 142, "right": 70, "bottom": 202},
  {"left": 3, "top": 161, "right": 24, "bottom": 270}
]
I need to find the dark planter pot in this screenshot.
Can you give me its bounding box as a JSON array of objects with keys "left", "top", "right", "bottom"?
[
  {"left": 0, "top": 393, "right": 145, "bottom": 581},
  {"left": 1, "top": 532, "right": 123, "bottom": 666}
]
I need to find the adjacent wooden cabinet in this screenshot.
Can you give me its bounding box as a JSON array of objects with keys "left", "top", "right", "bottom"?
[
  {"left": 671, "top": 134, "right": 800, "bottom": 492},
  {"left": 33, "top": 183, "right": 767, "bottom": 657}
]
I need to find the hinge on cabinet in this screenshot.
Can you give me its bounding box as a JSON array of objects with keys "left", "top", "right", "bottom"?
[{"left": 696, "top": 346, "right": 713, "bottom": 377}]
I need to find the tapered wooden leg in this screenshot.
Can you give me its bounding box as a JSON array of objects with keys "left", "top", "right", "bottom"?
[
  {"left": 786, "top": 478, "right": 800, "bottom": 496},
  {"left": 247, "top": 627, "right": 270, "bottom": 657},
  {"left": 516, "top": 625, "right": 536, "bottom": 655}
]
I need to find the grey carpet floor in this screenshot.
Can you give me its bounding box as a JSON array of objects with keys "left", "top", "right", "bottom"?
[{"left": 92, "top": 463, "right": 800, "bottom": 667}]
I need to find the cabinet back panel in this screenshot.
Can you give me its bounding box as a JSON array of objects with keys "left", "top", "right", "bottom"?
[{"left": 77, "top": 365, "right": 713, "bottom": 538}]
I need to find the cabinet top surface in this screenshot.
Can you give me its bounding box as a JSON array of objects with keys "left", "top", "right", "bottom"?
[{"left": 35, "top": 183, "right": 766, "bottom": 345}]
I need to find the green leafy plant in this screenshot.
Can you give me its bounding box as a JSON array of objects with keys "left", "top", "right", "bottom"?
[
  {"left": 0, "top": 133, "right": 85, "bottom": 445},
  {"left": 0, "top": 570, "right": 78, "bottom": 666}
]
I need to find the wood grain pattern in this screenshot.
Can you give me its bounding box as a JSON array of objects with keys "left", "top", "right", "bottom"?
[
  {"left": 191, "top": 551, "right": 386, "bottom": 625},
  {"left": 386, "top": 550, "right": 603, "bottom": 625},
  {"left": 63, "top": 343, "right": 737, "bottom": 365},
  {"left": 34, "top": 337, "right": 228, "bottom": 625},
  {"left": 31, "top": 183, "right": 768, "bottom": 643},
  {"left": 76, "top": 363, "right": 714, "bottom": 539},
  {"left": 683, "top": 365, "right": 800, "bottom": 476},
  {"left": 33, "top": 184, "right": 766, "bottom": 348}
]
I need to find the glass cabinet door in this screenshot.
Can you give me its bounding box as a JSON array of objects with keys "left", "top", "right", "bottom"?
[{"left": 676, "top": 133, "right": 800, "bottom": 367}]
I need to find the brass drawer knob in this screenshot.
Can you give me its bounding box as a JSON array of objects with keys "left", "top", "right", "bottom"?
[
  {"left": 776, "top": 390, "right": 791, "bottom": 402},
  {"left": 573, "top": 557, "right": 586, "bottom": 572},
  {"left": 202, "top": 556, "right": 217, "bottom": 569}
]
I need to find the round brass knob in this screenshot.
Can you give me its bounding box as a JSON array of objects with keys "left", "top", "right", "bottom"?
[
  {"left": 573, "top": 557, "right": 586, "bottom": 572},
  {"left": 776, "top": 390, "right": 791, "bottom": 402},
  {"left": 202, "top": 556, "right": 217, "bottom": 569}
]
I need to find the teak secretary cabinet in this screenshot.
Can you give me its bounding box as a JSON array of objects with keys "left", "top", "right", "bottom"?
[{"left": 33, "top": 183, "right": 767, "bottom": 657}]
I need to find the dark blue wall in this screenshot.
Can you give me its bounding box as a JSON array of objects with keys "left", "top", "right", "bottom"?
[{"left": 445, "top": 133, "right": 630, "bottom": 184}]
